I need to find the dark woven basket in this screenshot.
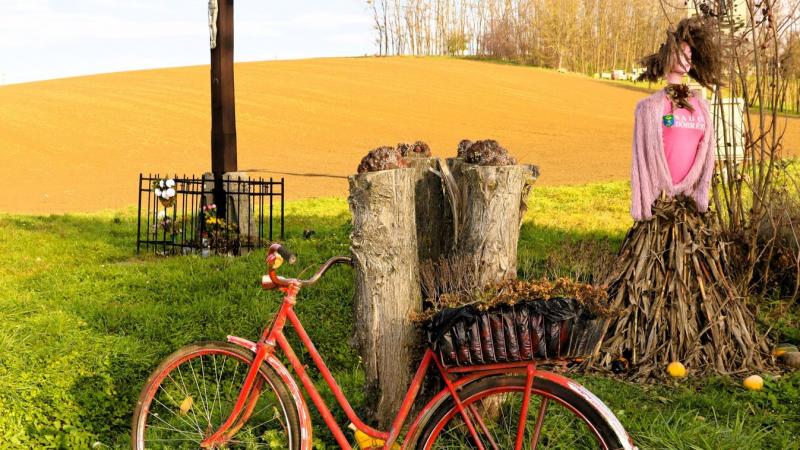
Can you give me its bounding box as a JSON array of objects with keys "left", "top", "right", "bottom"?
[{"left": 426, "top": 298, "right": 609, "bottom": 367}]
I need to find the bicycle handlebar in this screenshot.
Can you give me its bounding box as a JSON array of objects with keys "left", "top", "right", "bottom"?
[{"left": 262, "top": 243, "right": 352, "bottom": 290}]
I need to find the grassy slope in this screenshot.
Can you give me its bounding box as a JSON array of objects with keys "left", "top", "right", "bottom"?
[
  {"left": 4, "top": 56, "right": 800, "bottom": 214},
  {"left": 0, "top": 182, "right": 799, "bottom": 448}
]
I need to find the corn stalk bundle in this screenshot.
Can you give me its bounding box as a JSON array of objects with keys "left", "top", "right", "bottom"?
[{"left": 599, "top": 195, "right": 772, "bottom": 379}]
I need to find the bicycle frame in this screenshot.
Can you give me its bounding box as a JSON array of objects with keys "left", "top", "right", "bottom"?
[{"left": 198, "top": 250, "right": 634, "bottom": 450}]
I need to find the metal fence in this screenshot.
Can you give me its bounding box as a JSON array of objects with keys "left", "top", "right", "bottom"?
[{"left": 136, "top": 174, "right": 284, "bottom": 255}]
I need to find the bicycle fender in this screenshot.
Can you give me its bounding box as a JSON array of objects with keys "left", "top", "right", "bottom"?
[
  {"left": 265, "top": 354, "right": 314, "bottom": 450},
  {"left": 537, "top": 371, "right": 638, "bottom": 450}
]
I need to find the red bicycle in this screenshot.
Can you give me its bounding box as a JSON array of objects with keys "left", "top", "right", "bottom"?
[{"left": 132, "top": 244, "right": 637, "bottom": 449}]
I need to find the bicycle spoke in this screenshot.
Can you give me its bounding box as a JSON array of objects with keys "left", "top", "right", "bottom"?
[
  {"left": 157, "top": 377, "right": 206, "bottom": 432},
  {"left": 187, "top": 357, "right": 213, "bottom": 426},
  {"left": 165, "top": 372, "right": 206, "bottom": 433},
  {"left": 150, "top": 390, "right": 204, "bottom": 435},
  {"left": 200, "top": 354, "right": 213, "bottom": 424},
  {"left": 211, "top": 354, "right": 223, "bottom": 420},
  {"left": 467, "top": 404, "right": 500, "bottom": 450},
  {"left": 425, "top": 385, "right": 610, "bottom": 450},
  {"left": 146, "top": 420, "right": 201, "bottom": 440},
  {"left": 147, "top": 437, "right": 206, "bottom": 442},
  {"left": 246, "top": 412, "right": 282, "bottom": 432},
  {"left": 227, "top": 360, "right": 241, "bottom": 404},
  {"left": 136, "top": 348, "right": 296, "bottom": 449},
  {"left": 530, "top": 397, "right": 549, "bottom": 450}
]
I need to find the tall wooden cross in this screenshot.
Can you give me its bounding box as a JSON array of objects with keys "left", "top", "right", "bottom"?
[{"left": 209, "top": 0, "right": 237, "bottom": 215}]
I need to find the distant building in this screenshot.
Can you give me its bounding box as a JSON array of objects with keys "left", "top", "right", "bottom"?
[
  {"left": 687, "top": 0, "right": 748, "bottom": 31},
  {"left": 710, "top": 95, "right": 746, "bottom": 163}
]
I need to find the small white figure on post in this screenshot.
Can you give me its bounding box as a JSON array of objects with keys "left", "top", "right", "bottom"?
[{"left": 208, "top": 0, "right": 219, "bottom": 49}]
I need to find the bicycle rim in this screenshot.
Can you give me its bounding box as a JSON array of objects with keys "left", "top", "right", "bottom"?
[
  {"left": 416, "top": 375, "right": 627, "bottom": 450},
  {"left": 132, "top": 342, "right": 300, "bottom": 449}
]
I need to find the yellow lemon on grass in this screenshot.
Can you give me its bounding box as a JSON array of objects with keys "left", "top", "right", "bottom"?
[
  {"left": 743, "top": 375, "right": 764, "bottom": 391},
  {"left": 667, "top": 361, "right": 687, "bottom": 378}
]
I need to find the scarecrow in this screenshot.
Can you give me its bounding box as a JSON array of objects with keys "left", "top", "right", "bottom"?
[{"left": 600, "top": 16, "right": 769, "bottom": 378}]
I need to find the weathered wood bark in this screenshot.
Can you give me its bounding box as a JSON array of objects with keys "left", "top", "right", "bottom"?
[
  {"left": 349, "top": 168, "right": 421, "bottom": 427},
  {"left": 409, "top": 157, "right": 454, "bottom": 262},
  {"left": 449, "top": 159, "right": 538, "bottom": 286}
]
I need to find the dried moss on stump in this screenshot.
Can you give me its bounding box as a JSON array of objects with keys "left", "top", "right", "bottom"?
[
  {"left": 462, "top": 139, "right": 517, "bottom": 166},
  {"left": 355, "top": 142, "right": 433, "bottom": 175},
  {"left": 416, "top": 255, "right": 614, "bottom": 321},
  {"left": 600, "top": 196, "right": 772, "bottom": 380},
  {"left": 397, "top": 141, "right": 432, "bottom": 158},
  {"left": 356, "top": 146, "right": 409, "bottom": 173},
  {"left": 356, "top": 139, "right": 518, "bottom": 175}
]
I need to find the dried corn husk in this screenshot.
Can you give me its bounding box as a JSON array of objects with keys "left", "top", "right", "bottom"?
[{"left": 599, "top": 195, "right": 772, "bottom": 380}]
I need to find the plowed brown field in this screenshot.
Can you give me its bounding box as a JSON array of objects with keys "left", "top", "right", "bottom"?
[{"left": 1, "top": 57, "right": 798, "bottom": 213}]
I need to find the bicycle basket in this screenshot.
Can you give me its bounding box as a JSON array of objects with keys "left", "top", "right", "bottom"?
[{"left": 426, "top": 298, "right": 609, "bottom": 367}]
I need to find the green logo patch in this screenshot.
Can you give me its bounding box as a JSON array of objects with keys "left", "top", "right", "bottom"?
[{"left": 663, "top": 114, "right": 675, "bottom": 127}]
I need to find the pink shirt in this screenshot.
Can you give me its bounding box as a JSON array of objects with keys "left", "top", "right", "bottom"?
[{"left": 661, "top": 96, "right": 706, "bottom": 185}]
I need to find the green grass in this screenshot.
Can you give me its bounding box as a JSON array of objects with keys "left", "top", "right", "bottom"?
[{"left": 0, "top": 182, "right": 798, "bottom": 448}]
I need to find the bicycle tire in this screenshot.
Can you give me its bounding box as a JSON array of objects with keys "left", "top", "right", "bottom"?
[
  {"left": 131, "top": 341, "right": 301, "bottom": 449},
  {"left": 410, "top": 374, "right": 634, "bottom": 450}
]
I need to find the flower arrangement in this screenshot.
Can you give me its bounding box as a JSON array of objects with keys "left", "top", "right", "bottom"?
[
  {"left": 153, "top": 178, "right": 177, "bottom": 207},
  {"left": 201, "top": 203, "right": 240, "bottom": 254},
  {"left": 202, "top": 203, "right": 221, "bottom": 228},
  {"left": 153, "top": 210, "right": 184, "bottom": 236}
]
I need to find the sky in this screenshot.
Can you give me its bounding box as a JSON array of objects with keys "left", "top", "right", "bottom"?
[{"left": 1, "top": 1, "right": 376, "bottom": 85}]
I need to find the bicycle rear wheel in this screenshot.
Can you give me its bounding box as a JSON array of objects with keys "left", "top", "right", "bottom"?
[
  {"left": 131, "top": 342, "right": 301, "bottom": 449},
  {"left": 412, "top": 374, "right": 634, "bottom": 450}
]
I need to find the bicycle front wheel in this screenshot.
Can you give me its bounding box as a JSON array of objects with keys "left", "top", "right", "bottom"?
[
  {"left": 412, "top": 374, "right": 633, "bottom": 450},
  {"left": 131, "top": 342, "right": 301, "bottom": 449}
]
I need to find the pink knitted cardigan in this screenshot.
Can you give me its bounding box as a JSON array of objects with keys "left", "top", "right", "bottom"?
[{"left": 630, "top": 89, "right": 715, "bottom": 221}]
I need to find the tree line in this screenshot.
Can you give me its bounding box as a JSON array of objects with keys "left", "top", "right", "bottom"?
[{"left": 368, "top": 0, "right": 684, "bottom": 75}]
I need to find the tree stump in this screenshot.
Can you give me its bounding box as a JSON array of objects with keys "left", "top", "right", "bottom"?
[
  {"left": 348, "top": 168, "right": 421, "bottom": 427},
  {"left": 449, "top": 159, "right": 538, "bottom": 285},
  {"left": 409, "top": 157, "right": 454, "bottom": 263}
]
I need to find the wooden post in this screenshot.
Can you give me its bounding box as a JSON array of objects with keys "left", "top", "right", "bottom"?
[
  {"left": 210, "top": 0, "right": 237, "bottom": 216},
  {"left": 349, "top": 168, "right": 421, "bottom": 427}
]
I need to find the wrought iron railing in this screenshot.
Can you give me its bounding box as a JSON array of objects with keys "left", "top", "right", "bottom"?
[{"left": 136, "top": 174, "right": 284, "bottom": 255}]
